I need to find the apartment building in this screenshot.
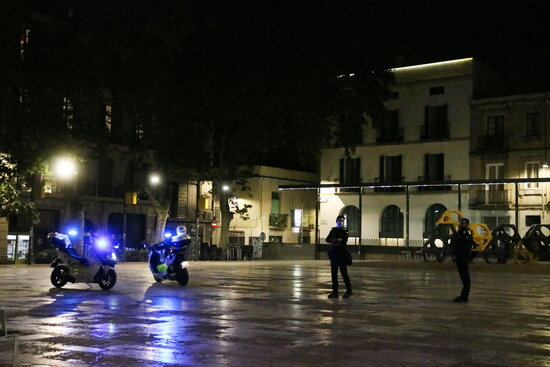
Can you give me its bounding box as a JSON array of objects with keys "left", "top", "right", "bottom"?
[
  {"left": 319, "top": 58, "right": 492, "bottom": 246},
  {"left": 469, "top": 91, "right": 550, "bottom": 233}
]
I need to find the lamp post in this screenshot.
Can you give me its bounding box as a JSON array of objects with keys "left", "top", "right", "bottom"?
[
  {"left": 33, "top": 155, "right": 78, "bottom": 264},
  {"left": 122, "top": 172, "right": 161, "bottom": 250}
]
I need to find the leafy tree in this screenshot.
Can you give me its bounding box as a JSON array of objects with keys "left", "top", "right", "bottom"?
[{"left": 0, "top": 154, "right": 35, "bottom": 219}]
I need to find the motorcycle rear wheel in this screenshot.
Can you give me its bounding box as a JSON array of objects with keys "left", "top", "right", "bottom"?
[
  {"left": 51, "top": 266, "right": 69, "bottom": 288},
  {"left": 99, "top": 269, "right": 117, "bottom": 290}
]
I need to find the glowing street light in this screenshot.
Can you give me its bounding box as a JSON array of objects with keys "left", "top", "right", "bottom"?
[
  {"left": 149, "top": 173, "right": 161, "bottom": 186},
  {"left": 53, "top": 156, "right": 77, "bottom": 180},
  {"left": 222, "top": 185, "right": 230, "bottom": 192}
]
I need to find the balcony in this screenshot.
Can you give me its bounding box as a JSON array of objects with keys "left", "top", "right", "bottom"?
[
  {"left": 420, "top": 123, "right": 449, "bottom": 140},
  {"left": 476, "top": 135, "right": 509, "bottom": 154},
  {"left": 374, "top": 177, "right": 405, "bottom": 192},
  {"left": 417, "top": 175, "right": 452, "bottom": 191},
  {"left": 269, "top": 213, "right": 288, "bottom": 229},
  {"left": 376, "top": 126, "right": 404, "bottom": 144},
  {"left": 469, "top": 189, "right": 511, "bottom": 209}
]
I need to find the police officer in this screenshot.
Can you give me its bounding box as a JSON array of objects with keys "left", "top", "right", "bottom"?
[
  {"left": 326, "top": 215, "right": 353, "bottom": 298},
  {"left": 451, "top": 218, "right": 474, "bottom": 302}
]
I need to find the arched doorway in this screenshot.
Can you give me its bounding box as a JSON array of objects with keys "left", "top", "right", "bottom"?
[
  {"left": 380, "top": 205, "right": 404, "bottom": 238},
  {"left": 424, "top": 203, "right": 447, "bottom": 237},
  {"left": 340, "top": 205, "right": 360, "bottom": 237}
]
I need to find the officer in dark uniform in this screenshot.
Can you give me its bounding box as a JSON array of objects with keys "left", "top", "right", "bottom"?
[
  {"left": 326, "top": 215, "right": 353, "bottom": 298},
  {"left": 451, "top": 218, "right": 474, "bottom": 302}
]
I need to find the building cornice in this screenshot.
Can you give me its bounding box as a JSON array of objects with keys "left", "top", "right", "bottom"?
[{"left": 471, "top": 91, "right": 550, "bottom": 107}]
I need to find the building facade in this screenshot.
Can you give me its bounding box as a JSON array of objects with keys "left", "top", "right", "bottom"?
[
  {"left": 469, "top": 91, "right": 550, "bottom": 233},
  {"left": 319, "top": 58, "right": 478, "bottom": 246}
]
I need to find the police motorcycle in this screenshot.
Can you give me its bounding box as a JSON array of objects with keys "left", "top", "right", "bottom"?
[
  {"left": 148, "top": 225, "right": 191, "bottom": 286},
  {"left": 48, "top": 230, "right": 118, "bottom": 290}
]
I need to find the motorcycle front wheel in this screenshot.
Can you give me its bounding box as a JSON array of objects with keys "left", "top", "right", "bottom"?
[
  {"left": 176, "top": 268, "right": 189, "bottom": 286},
  {"left": 99, "top": 269, "right": 117, "bottom": 290},
  {"left": 51, "top": 266, "right": 69, "bottom": 288}
]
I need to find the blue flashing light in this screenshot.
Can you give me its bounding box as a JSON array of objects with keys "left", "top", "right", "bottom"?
[
  {"left": 96, "top": 237, "right": 109, "bottom": 249},
  {"left": 68, "top": 229, "right": 78, "bottom": 237},
  {"left": 164, "top": 232, "right": 172, "bottom": 238}
]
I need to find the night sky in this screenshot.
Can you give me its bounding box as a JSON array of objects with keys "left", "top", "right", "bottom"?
[{"left": 168, "top": 0, "right": 550, "bottom": 67}]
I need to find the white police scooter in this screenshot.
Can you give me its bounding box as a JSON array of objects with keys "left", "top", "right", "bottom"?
[
  {"left": 147, "top": 225, "right": 191, "bottom": 286},
  {"left": 48, "top": 230, "right": 118, "bottom": 290}
]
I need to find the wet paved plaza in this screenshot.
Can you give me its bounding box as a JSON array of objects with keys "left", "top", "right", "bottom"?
[{"left": 1, "top": 260, "right": 550, "bottom": 366}]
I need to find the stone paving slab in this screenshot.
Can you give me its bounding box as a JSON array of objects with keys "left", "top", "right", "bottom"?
[{"left": 0, "top": 261, "right": 550, "bottom": 366}]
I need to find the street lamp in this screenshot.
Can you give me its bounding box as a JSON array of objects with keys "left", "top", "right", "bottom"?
[
  {"left": 53, "top": 156, "right": 78, "bottom": 180},
  {"left": 222, "top": 184, "right": 230, "bottom": 192},
  {"left": 149, "top": 173, "right": 161, "bottom": 186}
]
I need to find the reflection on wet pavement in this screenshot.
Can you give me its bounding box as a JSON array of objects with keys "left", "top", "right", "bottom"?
[{"left": 1, "top": 261, "right": 550, "bottom": 366}]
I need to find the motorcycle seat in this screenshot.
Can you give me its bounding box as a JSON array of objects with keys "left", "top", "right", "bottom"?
[{"left": 63, "top": 247, "right": 89, "bottom": 266}]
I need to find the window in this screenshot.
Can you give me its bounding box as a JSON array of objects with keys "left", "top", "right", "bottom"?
[
  {"left": 135, "top": 121, "right": 144, "bottom": 141},
  {"left": 105, "top": 105, "right": 112, "bottom": 134},
  {"left": 525, "top": 113, "right": 540, "bottom": 137},
  {"left": 271, "top": 192, "right": 280, "bottom": 214},
  {"left": 429, "top": 86, "right": 445, "bottom": 95},
  {"left": 526, "top": 215, "right": 541, "bottom": 227},
  {"left": 424, "top": 204, "right": 447, "bottom": 237},
  {"left": 269, "top": 236, "right": 283, "bottom": 243},
  {"left": 424, "top": 154, "right": 444, "bottom": 181},
  {"left": 20, "top": 29, "right": 30, "bottom": 61},
  {"left": 379, "top": 155, "right": 402, "bottom": 183},
  {"left": 339, "top": 158, "right": 361, "bottom": 185},
  {"left": 340, "top": 205, "right": 360, "bottom": 237},
  {"left": 526, "top": 162, "right": 539, "bottom": 189},
  {"left": 487, "top": 115, "right": 504, "bottom": 136},
  {"left": 380, "top": 205, "right": 404, "bottom": 238},
  {"left": 485, "top": 163, "right": 506, "bottom": 204},
  {"left": 422, "top": 104, "right": 448, "bottom": 139},
  {"left": 486, "top": 163, "right": 504, "bottom": 189},
  {"left": 377, "top": 110, "right": 402, "bottom": 143},
  {"left": 63, "top": 97, "right": 74, "bottom": 130},
  {"left": 482, "top": 215, "right": 510, "bottom": 229},
  {"left": 291, "top": 209, "right": 302, "bottom": 228}
]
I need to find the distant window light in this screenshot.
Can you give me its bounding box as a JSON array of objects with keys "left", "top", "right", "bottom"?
[
  {"left": 20, "top": 29, "right": 30, "bottom": 60},
  {"left": 337, "top": 73, "right": 355, "bottom": 79},
  {"left": 135, "top": 122, "right": 144, "bottom": 141},
  {"left": 63, "top": 97, "right": 74, "bottom": 130},
  {"left": 105, "top": 105, "right": 112, "bottom": 134},
  {"left": 429, "top": 86, "right": 445, "bottom": 95}
]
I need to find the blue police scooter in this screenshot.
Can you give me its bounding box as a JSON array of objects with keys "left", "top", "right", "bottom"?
[
  {"left": 147, "top": 226, "right": 191, "bottom": 286},
  {"left": 48, "top": 231, "right": 118, "bottom": 290}
]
